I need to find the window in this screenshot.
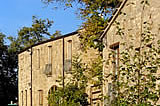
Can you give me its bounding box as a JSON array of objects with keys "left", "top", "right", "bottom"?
[
  {"left": 109, "top": 42, "right": 120, "bottom": 103},
  {"left": 37, "top": 49, "right": 40, "bottom": 68},
  {"left": 38, "top": 90, "right": 43, "bottom": 106},
  {"left": 109, "top": 42, "right": 119, "bottom": 78},
  {"left": 48, "top": 46, "right": 52, "bottom": 64},
  {"left": 44, "top": 64, "right": 52, "bottom": 76},
  {"left": 21, "top": 91, "right": 23, "bottom": 106},
  {"left": 64, "top": 40, "right": 72, "bottom": 72},
  {"left": 67, "top": 40, "right": 72, "bottom": 61},
  {"left": 30, "top": 88, "right": 31, "bottom": 106},
  {"left": 108, "top": 83, "right": 113, "bottom": 103},
  {"left": 25, "top": 90, "right": 27, "bottom": 106},
  {"left": 44, "top": 46, "right": 52, "bottom": 76},
  {"left": 48, "top": 85, "right": 57, "bottom": 95},
  {"left": 48, "top": 85, "right": 57, "bottom": 106}
]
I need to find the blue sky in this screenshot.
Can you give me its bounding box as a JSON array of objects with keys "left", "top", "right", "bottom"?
[{"left": 0, "top": 0, "right": 82, "bottom": 38}]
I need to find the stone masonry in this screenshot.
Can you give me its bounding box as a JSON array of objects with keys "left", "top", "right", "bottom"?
[
  {"left": 18, "top": 31, "right": 99, "bottom": 106},
  {"left": 102, "top": 0, "right": 160, "bottom": 105}
]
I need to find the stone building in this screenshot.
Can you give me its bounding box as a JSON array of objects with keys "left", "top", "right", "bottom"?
[
  {"left": 18, "top": 31, "right": 100, "bottom": 106},
  {"left": 19, "top": 0, "right": 160, "bottom": 105},
  {"left": 100, "top": 0, "right": 160, "bottom": 105}
]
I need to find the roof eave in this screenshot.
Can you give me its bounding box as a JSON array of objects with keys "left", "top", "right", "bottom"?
[
  {"left": 18, "top": 31, "right": 79, "bottom": 54},
  {"left": 100, "top": 0, "right": 128, "bottom": 40}
]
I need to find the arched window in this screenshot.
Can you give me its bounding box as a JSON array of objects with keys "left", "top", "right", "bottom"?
[
  {"left": 48, "top": 85, "right": 57, "bottom": 95},
  {"left": 48, "top": 85, "right": 58, "bottom": 106}
]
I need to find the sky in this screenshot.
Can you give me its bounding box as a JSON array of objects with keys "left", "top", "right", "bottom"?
[{"left": 0, "top": 0, "right": 83, "bottom": 39}]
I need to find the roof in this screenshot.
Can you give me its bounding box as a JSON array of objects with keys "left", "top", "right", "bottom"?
[
  {"left": 100, "top": 0, "right": 128, "bottom": 40},
  {"left": 18, "top": 31, "right": 78, "bottom": 54}
]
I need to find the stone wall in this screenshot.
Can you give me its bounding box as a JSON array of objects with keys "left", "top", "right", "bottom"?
[
  {"left": 103, "top": 0, "right": 160, "bottom": 105},
  {"left": 18, "top": 32, "right": 99, "bottom": 106}
]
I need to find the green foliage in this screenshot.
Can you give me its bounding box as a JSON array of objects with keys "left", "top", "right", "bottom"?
[
  {"left": 48, "top": 83, "right": 89, "bottom": 106},
  {"left": 51, "top": 30, "right": 62, "bottom": 39},
  {"left": 71, "top": 55, "right": 88, "bottom": 88},
  {"left": 0, "top": 32, "right": 6, "bottom": 46},
  {"left": 48, "top": 55, "right": 89, "bottom": 106},
  {"left": 77, "top": 0, "right": 120, "bottom": 51},
  {"left": 0, "top": 33, "right": 18, "bottom": 105},
  {"left": 48, "top": 55, "right": 103, "bottom": 105},
  {"left": 79, "top": 14, "right": 107, "bottom": 51},
  {"left": 18, "top": 16, "right": 53, "bottom": 46},
  {"left": 105, "top": 9, "right": 160, "bottom": 106},
  {"left": 88, "top": 56, "right": 103, "bottom": 85},
  {"left": 8, "top": 16, "right": 53, "bottom": 51},
  {"left": 41, "top": 0, "right": 121, "bottom": 51}
]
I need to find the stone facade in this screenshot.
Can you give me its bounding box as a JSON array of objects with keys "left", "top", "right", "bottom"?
[
  {"left": 19, "top": 0, "right": 160, "bottom": 105},
  {"left": 18, "top": 32, "right": 99, "bottom": 106},
  {"left": 102, "top": 0, "right": 160, "bottom": 105}
]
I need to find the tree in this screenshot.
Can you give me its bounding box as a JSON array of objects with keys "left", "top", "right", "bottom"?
[
  {"left": 0, "top": 33, "right": 18, "bottom": 105},
  {"left": 48, "top": 55, "right": 89, "bottom": 106},
  {"left": 8, "top": 16, "right": 54, "bottom": 51},
  {"left": 51, "top": 30, "right": 62, "bottom": 38},
  {"left": 0, "top": 33, "right": 5, "bottom": 46},
  {"left": 41, "top": 0, "right": 121, "bottom": 51}
]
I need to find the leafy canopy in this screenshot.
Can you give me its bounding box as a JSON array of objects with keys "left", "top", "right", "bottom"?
[
  {"left": 8, "top": 16, "right": 62, "bottom": 52},
  {"left": 8, "top": 16, "right": 53, "bottom": 51},
  {"left": 41, "top": 0, "right": 121, "bottom": 51},
  {"left": 0, "top": 33, "right": 18, "bottom": 105}
]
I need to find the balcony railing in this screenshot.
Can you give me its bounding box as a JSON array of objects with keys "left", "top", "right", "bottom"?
[
  {"left": 64, "top": 59, "right": 72, "bottom": 73},
  {"left": 44, "top": 64, "right": 52, "bottom": 76}
]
